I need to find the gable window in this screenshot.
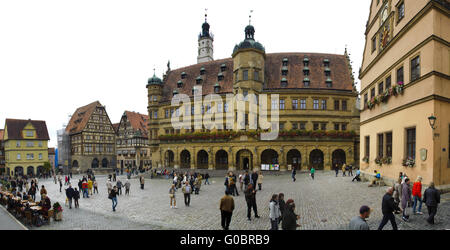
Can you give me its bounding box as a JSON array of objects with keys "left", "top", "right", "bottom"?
[
  {"left": 411, "top": 56, "right": 420, "bottom": 82},
  {"left": 313, "top": 99, "right": 319, "bottom": 110},
  {"left": 26, "top": 131, "right": 33, "bottom": 137},
  {"left": 398, "top": 2, "right": 405, "bottom": 22},
  {"left": 243, "top": 70, "right": 248, "bottom": 81},
  {"left": 334, "top": 100, "right": 340, "bottom": 111},
  {"left": 292, "top": 99, "right": 298, "bottom": 110},
  {"left": 181, "top": 72, "right": 186, "bottom": 79},
  {"left": 385, "top": 75, "right": 391, "bottom": 89},
  {"left": 378, "top": 82, "right": 384, "bottom": 95},
  {"left": 326, "top": 78, "right": 332, "bottom": 88},
  {"left": 300, "top": 99, "right": 306, "bottom": 109},
  {"left": 214, "top": 84, "right": 220, "bottom": 93},
  {"left": 397, "top": 66, "right": 404, "bottom": 84}
]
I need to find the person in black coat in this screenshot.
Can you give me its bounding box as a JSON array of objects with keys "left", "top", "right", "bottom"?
[
  {"left": 377, "top": 187, "right": 398, "bottom": 230},
  {"left": 244, "top": 184, "right": 259, "bottom": 220},
  {"left": 423, "top": 182, "right": 440, "bottom": 224},
  {"left": 66, "top": 185, "right": 75, "bottom": 209},
  {"left": 243, "top": 171, "right": 250, "bottom": 189},
  {"left": 73, "top": 188, "right": 80, "bottom": 208},
  {"left": 282, "top": 199, "right": 299, "bottom": 230},
  {"left": 251, "top": 171, "right": 258, "bottom": 186},
  {"left": 278, "top": 193, "right": 286, "bottom": 224}
]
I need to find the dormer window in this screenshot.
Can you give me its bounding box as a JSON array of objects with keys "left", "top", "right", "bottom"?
[
  {"left": 181, "top": 72, "right": 187, "bottom": 79},
  {"left": 218, "top": 72, "right": 224, "bottom": 81},
  {"left": 214, "top": 83, "right": 220, "bottom": 93},
  {"left": 177, "top": 80, "right": 183, "bottom": 88},
  {"left": 281, "top": 78, "right": 288, "bottom": 87},
  {"left": 326, "top": 78, "right": 332, "bottom": 87},
  {"left": 281, "top": 66, "right": 288, "bottom": 76},
  {"left": 220, "top": 64, "right": 227, "bottom": 72},
  {"left": 200, "top": 67, "right": 205, "bottom": 75},
  {"left": 196, "top": 76, "right": 203, "bottom": 84},
  {"left": 303, "top": 78, "right": 310, "bottom": 87},
  {"left": 325, "top": 67, "right": 331, "bottom": 77},
  {"left": 303, "top": 57, "right": 309, "bottom": 67},
  {"left": 282, "top": 58, "right": 288, "bottom": 66},
  {"left": 172, "top": 90, "right": 178, "bottom": 96},
  {"left": 323, "top": 59, "right": 330, "bottom": 67},
  {"left": 303, "top": 67, "right": 310, "bottom": 76}
]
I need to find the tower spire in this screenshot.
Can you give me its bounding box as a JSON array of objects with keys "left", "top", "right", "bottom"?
[{"left": 249, "top": 10, "right": 253, "bottom": 25}]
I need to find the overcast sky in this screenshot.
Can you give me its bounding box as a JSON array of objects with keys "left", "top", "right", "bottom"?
[{"left": 0, "top": 0, "right": 371, "bottom": 147}]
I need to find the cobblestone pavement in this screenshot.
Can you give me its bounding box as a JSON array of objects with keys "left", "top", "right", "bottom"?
[{"left": 30, "top": 171, "right": 450, "bottom": 230}]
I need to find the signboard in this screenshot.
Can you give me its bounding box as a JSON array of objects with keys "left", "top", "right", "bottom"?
[{"left": 261, "top": 164, "right": 280, "bottom": 171}]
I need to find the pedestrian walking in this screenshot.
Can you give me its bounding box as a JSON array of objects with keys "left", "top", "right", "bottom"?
[
  {"left": 140, "top": 176, "right": 145, "bottom": 190},
  {"left": 348, "top": 165, "right": 353, "bottom": 176},
  {"left": 65, "top": 184, "right": 75, "bottom": 209},
  {"left": 204, "top": 172, "right": 210, "bottom": 185},
  {"left": 117, "top": 179, "right": 123, "bottom": 195},
  {"left": 342, "top": 163, "right": 346, "bottom": 176},
  {"left": 243, "top": 171, "right": 250, "bottom": 190},
  {"left": 251, "top": 171, "right": 258, "bottom": 187},
  {"left": 310, "top": 166, "right": 315, "bottom": 180},
  {"left": 109, "top": 186, "right": 118, "bottom": 212},
  {"left": 334, "top": 164, "right": 339, "bottom": 177},
  {"left": 59, "top": 178, "right": 63, "bottom": 192},
  {"left": 73, "top": 188, "right": 80, "bottom": 208},
  {"left": 88, "top": 178, "right": 93, "bottom": 195},
  {"left": 257, "top": 172, "right": 263, "bottom": 190},
  {"left": 113, "top": 172, "right": 116, "bottom": 182},
  {"left": 239, "top": 173, "right": 244, "bottom": 191},
  {"left": 401, "top": 178, "right": 412, "bottom": 221},
  {"left": 40, "top": 185, "right": 47, "bottom": 200},
  {"left": 244, "top": 184, "right": 260, "bottom": 221},
  {"left": 93, "top": 180, "right": 98, "bottom": 194},
  {"left": 412, "top": 176, "right": 423, "bottom": 215},
  {"left": 352, "top": 168, "right": 361, "bottom": 182},
  {"left": 281, "top": 199, "right": 300, "bottom": 230},
  {"left": 82, "top": 180, "right": 89, "bottom": 198},
  {"left": 169, "top": 184, "right": 177, "bottom": 208},
  {"left": 423, "top": 182, "right": 440, "bottom": 224},
  {"left": 378, "top": 187, "right": 398, "bottom": 230},
  {"left": 349, "top": 205, "right": 371, "bottom": 230},
  {"left": 278, "top": 193, "right": 286, "bottom": 224},
  {"left": 269, "top": 194, "right": 281, "bottom": 230},
  {"left": 182, "top": 181, "right": 191, "bottom": 206},
  {"left": 291, "top": 168, "right": 296, "bottom": 182},
  {"left": 124, "top": 179, "right": 130, "bottom": 195},
  {"left": 393, "top": 178, "right": 403, "bottom": 214},
  {"left": 220, "top": 190, "right": 235, "bottom": 230},
  {"left": 106, "top": 179, "right": 112, "bottom": 195}
]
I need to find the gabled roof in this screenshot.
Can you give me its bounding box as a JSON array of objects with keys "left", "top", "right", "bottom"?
[
  {"left": 4, "top": 119, "right": 50, "bottom": 140},
  {"left": 65, "top": 101, "right": 102, "bottom": 134},
  {"left": 112, "top": 123, "right": 120, "bottom": 133},
  {"left": 121, "top": 111, "right": 149, "bottom": 138}
]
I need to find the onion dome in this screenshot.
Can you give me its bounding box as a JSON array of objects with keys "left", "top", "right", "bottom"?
[
  {"left": 232, "top": 24, "right": 265, "bottom": 55},
  {"left": 147, "top": 73, "right": 162, "bottom": 85}
]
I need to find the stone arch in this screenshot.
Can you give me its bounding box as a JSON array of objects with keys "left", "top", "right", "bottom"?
[
  {"left": 14, "top": 166, "right": 24, "bottom": 176},
  {"left": 197, "top": 150, "right": 209, "bottom": 169},
  {"left": 164, "top": 150, "right": 175, "bottom": 168},
  {"left": 37, "top": 166, "right": 44, "bottom": 176},
  {"left": 27, "top": 166, "right": 34, "bottom": 176},
  {"left": 236, "top": 149, "right": 253, "bottom": 171},
  {"left": 215, "top": 150, "right": 228, "bottom": 170},
  {"left": 102, "top": 158, "right": 109, "bottom": 168},
  {"left": 72, "top": 160, "right": 79, "bottom": 169},
  {"left": 261, "top": 149, "right": 279, "bottom": 165},
  {"left": 332, "top": 149, "right": 346, "bottom": 169},
  {"left": 180, "top": 150, "right": 191, "bottom": 168},
  {"left": 92, "top": 158, "right": 99, "bottom": 168},
  {"left": 287, "top": 149, "right": 302, "bottom": 170},
  {"left": 309, "top": 149, "right": 324, "bottom": 170}
]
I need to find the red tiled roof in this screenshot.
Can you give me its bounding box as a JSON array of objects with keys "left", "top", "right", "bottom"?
[
  {"left": 112, "top": 123, "right": 120, "bottom": 133},
  {"left": 123, "top": 111, "right": 149, "bottom": 138},
  {"left": 4, "top": 119, "right": 50, "bottom": 140},
  {"left": 65, "top": 101, "right": 102, "bottom": 134},
  {"left": 0, "top": 129, "right": 4, "bottom": 141},
  {"left": 160, "top": 52, "right": 353, "bottom": 101}
]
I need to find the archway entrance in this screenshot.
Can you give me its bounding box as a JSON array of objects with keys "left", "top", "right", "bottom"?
[
  {"left": 197, "top": 150, "right": 209, "bottom": 169},
  {"left": 261, "top": 149, "right": 279, "bottom": 165},
  {"left": 102, "top": 158, "right": 109, "bottom": 168},
  {"left": 164, "top": 150, "right": 175, "bottom": 168},
  {"left": 309, "top": 149, "right": 324, "bottom": 170},
  {"left": 15, "top": 166, "right": 24, "bottom": 176},
  {"left": 180, "top": 150, "right": 191, "bottom": 168},
  {"left": 236, "top": 149, "right": 253, "bottom": 170},
  {"left": 215, "top": 150, "right": 228, "bottom": 170},
  {"left": 27, "top": 166, "right": 34, "bottom": 176},
  {"left": 92, "top": 158, "right": 99, "bottom": 168},
  {"left": 72, "top": 160, "right": 79, "bottom": 169},
  {"left": 332, "top": 149, "right": 346, "bottom": 169},
  {"left": 287, "top": 149, "right": 302, "bottom": 170},
  {"left": 37, "top": 166, "right": 44, "bottom": 176}
]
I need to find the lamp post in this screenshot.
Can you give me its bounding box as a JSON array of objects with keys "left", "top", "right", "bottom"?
[{"left": 428, "top": 114, "right": 437, "bottom": 140}]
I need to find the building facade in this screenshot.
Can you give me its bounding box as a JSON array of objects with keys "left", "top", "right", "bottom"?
[
  {"left": 48, "top": 147, "right": 56, "bottom": 172},
  {"left": 0, "top": 129, "right": 5, "bottom": 175},
  {"left": 146, "top": 20, "right": 360, "bottom": 172},
  {"left": 3, "top": 119, "right": 50, "bottom": 177},
  {"left": 359, "top": 0, "right": 450, "bottom": 186},
  {"left": 115, "top": 111, "right": 151, "bottom": 171},
  {"left": 66, "top": 101, "right": 116, "bottom": 173}
]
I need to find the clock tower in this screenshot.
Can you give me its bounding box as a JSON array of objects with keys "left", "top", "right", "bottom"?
[{"left": 197, "top": 14, "right": 214, "bottom": 63}]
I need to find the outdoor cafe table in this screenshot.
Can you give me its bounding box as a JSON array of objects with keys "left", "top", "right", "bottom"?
[{"left": 30, "top": 206, "right": 42, "bottom": 211}]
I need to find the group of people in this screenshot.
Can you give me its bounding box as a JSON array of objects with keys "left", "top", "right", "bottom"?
[
  {"left": 350, "top": 172, "right": 442, "bottom": 230},
  {"left": 291, "top": 166, "right": 316, "bottom": 182},
  {"left": 168, "top": 171, "right": 205, "bottom": 208}
]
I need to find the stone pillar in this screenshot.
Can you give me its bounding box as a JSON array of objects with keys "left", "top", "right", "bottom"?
[
  {"left": 208, "top": 148, "right": 214, "bottom": 170},
  {"left": 280, "top": 147, "right": 287, "bottom": 171},
  {"left": 253, "top": 147, "right": 260, "bottom": 171},
  {"left": 174, "top": 147, "right": 180, "bottom": 169},
  {"left": 302, "top": 147, "right": 309, "bottom": 170},
  {"left": 228, "top": 147, "right": 235, "bottom": 171}
]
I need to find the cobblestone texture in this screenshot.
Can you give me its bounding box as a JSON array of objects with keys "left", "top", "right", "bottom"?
[{"left": 30, "top": 171, "right": 450, "bottom": 230}]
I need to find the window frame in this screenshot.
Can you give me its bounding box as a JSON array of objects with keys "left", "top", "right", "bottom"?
[
  {"left": 410, "top": 55, "right": 421, "bottom": 82},
  {"left": 406, "top": 127, "right": 416, "bottom": 159},
  {"left": 364, "top": 136, "right": 370, "bottom": 158}
]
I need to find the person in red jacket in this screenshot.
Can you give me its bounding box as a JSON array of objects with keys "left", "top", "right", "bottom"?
[{"left": 412, "top": 176, "right": 423, "bottom": 215}]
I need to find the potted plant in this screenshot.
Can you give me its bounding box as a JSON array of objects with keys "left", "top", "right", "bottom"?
[
  {"left": 395, "top": 82, "right": 404, "bottom": 95},
  {"left": 382, "top": 156, "right": 392, "bottom": 165},
  {"left": 402, "top": 157, "right": 415, "bottom": 167},
  {"left": 53, "top": 202, "right": 63, "bottom": 221},
  {"left": 374, "top": 156, "right": 383, "bottom": 166},
  {"left": 362, "top": 156, "right": 369, "bottom": 163}
]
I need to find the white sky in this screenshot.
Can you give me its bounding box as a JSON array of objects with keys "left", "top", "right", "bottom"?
[{"left": 0, "top": 0, "right": 371, "bottom": 147}]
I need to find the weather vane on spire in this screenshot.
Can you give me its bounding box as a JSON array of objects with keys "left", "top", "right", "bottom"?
[
  {"left": 249, "top": 10, "right": 253, "bottom": 25},
  {"left": 153, "top": 67, "right": 156, "bottom": 76},
  {"left": 205, "top": 8, "right": 208, "bottom": 22}
]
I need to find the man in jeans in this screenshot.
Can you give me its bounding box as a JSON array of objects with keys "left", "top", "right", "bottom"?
[
  {"left": 378, "top": 187, "right": 398, "bottom": 230},
  {"left": 182, "top": 181, "right": 191, "bottom": 206},
  {"left": 412, "top": 176, "right": 423, "bottom": 215}
]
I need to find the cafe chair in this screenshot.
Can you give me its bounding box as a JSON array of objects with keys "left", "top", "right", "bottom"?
[{"left": 24, "top": 211, "right": 33, "bottom": 227}]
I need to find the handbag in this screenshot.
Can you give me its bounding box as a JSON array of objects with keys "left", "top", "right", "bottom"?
[{"left": 169, "top": 194, "right": 174, "bottom": 198}]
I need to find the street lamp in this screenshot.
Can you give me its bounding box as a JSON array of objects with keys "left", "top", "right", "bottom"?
[{"left": 428, "top": 114, "right": 437, "bottom": 130}]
